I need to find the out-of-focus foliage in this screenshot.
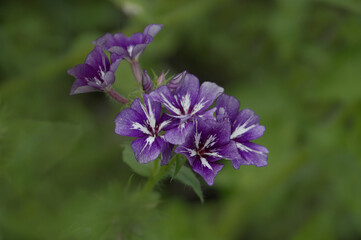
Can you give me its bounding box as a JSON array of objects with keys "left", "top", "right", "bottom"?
[{"left": 1, "top": 0, "right": 361, "bottom": 239}]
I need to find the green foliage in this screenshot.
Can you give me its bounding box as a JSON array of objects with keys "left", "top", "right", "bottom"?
[
  {"left": 1, "top": 0, "right": 361, "bottom": 239},
  {"left": 122, "top": 144, "right": 154, "bottom": 177},
  {"left": 174, "top": 165, "right": 204, "bottom": 203}
]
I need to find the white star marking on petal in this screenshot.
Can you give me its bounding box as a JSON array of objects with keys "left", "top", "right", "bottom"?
[
  {"left": 236, "top": 142, "right": 265, "bottom": 155},
  {"left": 160, "top": 93, "right": 182, "bottom": 115},
  {"left": 200, "top": 157, "right": 213, "bottom": 170},
  {"left": 141, "top": 136, "right": 155, "bottom": 152},
  {"left": 230, "top": 116, "right": 256, "bottom": 139},
  {"left": 131, "top": 122, "right": 151, "bottom": 135}
]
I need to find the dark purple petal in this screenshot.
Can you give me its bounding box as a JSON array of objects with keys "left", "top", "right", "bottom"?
[
  {"left": 85, "top": 46, "right": 110, "bottom": 72},
  {"left": 195, "top": 119, "right": 231, "bottom": 148},
  {"left": 131, "top": 136, "right": 161, "bottom": 164},
  {"left": 164, "top": 121, "right": 194, "bottom": 145},
  {"left": 157, "top": 137, "right": 173, "bottom": 165},
  {"left": 192, "top": 158, "right": 224, "bottom": 186},
  {"left": 143, "top": 24, "right": 163, "bottom": 37},
  {"left": 234, "top": 141, "right": 268, "bottom": 168},
  {"left": 93, "top": 33, "right": 117, "bottom": 49},
  {"left": 70, "top": 79, "right": 99, "bottom": 95},
  {"left": 113, "top": 33, "right": 129, "bottom": 47},
  {"left": 67, "top": 64, "right": 98, "bottom": 80},
  {"left": 114, "top": 108, "right": 148, "bottom": 138},
  {"left": 216, "top": 94, "right": 240, "bottom": 123},
  {"left": 231, "top": 109, "right": 261, "bottom": 140},
  {"left": 129, "top": 33, "right": 147, "bottom": 45},
  {"left": 192, "top": 82, "right": 224, "bottom": 114}
]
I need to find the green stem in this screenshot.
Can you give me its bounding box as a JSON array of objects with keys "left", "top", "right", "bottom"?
[{"left": 140, "top": 156, "right": 177, "bottom": 196}]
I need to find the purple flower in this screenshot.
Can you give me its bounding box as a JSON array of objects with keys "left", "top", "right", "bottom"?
[
  {"left": 94, "top": 24, "right": 163, "bottom": 62},
  {"left": 216, "top": 94, "right": 269, "bottom": 168},
  {"left": 175, "top": 119, "right": 238, "bottom": 185},
  {"left": 149, "top": 73, "right": 224, "bottom": 145},
  {"left": 114, "top": 94, "right": 174, "bottom": 165},
  {"left": 142, "top": 70, "right": 153, "bottom": 93},
  {"left": 67, "top": 46, "right": 122, "bottom": 95}
]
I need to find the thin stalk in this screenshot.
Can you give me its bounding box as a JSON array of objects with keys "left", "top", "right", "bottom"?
[
  {"left": 106, "top": 87, "right": 128, "bottom": 104},
  {"left": 140, "top": 157, "right": 177, "bottom": 196},
  {"left": 130, "top": 60, "right": 142, "bottom": 84}
]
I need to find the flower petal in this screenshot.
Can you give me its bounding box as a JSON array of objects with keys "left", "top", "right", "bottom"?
[
  {"left": 69, "top": 79, "right": 99, "bottom": 95},
  {"left": 67, "top": 63, "right": 98, "bottom": 80},
  {"left": 192, "top": 158, "right": 224, "bottom": 186},
  {"left": 157, "top": 137, "right": 173, "bottom": 165},
  {"left": 231, "top": 108, "right": 261, "bottom": 140},
  {"left": 149, "top": 86, "right": 182, "bottom": 116},
  {"left": 164, "top": 121, "right": 194, "bottom": 145},
  {"left": 93, "top": 33, "right": 117, "bottom": 49},
  {"left": 235, "top": 125, "right": 265, "bottom": 142},
  {"left": 233, "top": 141, "right": 269, "bottom": 168},
  {"left": 192, "top": 82, "right": 224, "bottom": 115},
  {"left": 113, "top": 33, "right": 129, "bottom": 48},
  {"left": 197, "top": 107, "right": 216, "bottom": 120},
  {"left": 196, "top": 119, "right": 231, "bottom": 148},
  {"left": 216, "top": 94, "right": 240, "bottom": 123},
  {"left": 109, "top": 55, "right": 123, "bottom": 73},
  {"left": 174, "top": 73, "right": 200, "bottom": 113},
  {"left": 85, "top": 46, "right": 110, "bottom": 72},
  {"left": 132, "top": 43, "right": 148, "bottom": 60},
  {"left": 114, "top": 108, "right": 149, "bottom": 138},
  {"left": 210, "top": 141, "right": 239, "bottom": 162},
  {"left": 108, "top": 46, "right": 129, "bottom": 58},
  {"left": 131, "top": 136, "right": 160, "bottom": 164},
  {"left": 143, "top": 24, "right": 163, "bottom": 38}
]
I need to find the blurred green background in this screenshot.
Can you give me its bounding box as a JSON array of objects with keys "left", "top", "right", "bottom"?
[{"left": 1, "top": 0, "right": 361, "bottom": 239}]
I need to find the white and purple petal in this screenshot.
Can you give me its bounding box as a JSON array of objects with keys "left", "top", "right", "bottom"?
[
  {"left": 191, "top": 158, "right": 224, "bottom": 186},
  {"left": 230, "top": 109, "right": 261, "bottom": 140},
  {"left": 114, "top": 108, "right": 149, "bottom": 138},
  {"left": 191, "top": 82, "right": 224, "bottom": 115},
  {"left": 216, "top": 94, "right": 240, "bottom": 123},
  {"left": 232, "top": 141, "right": 269, "bottom": 168},
  {"left": 164, "top": 121, "right": 194, "bottom": 145},
  {"left": 149, "top": 85, "right": 182, "bottom": 116},
  {"left": 174, "top": 73, "right": 200, "bottom": 111},
  {"left": 131, "top": 136, "right": 161, "bottom": 164}
]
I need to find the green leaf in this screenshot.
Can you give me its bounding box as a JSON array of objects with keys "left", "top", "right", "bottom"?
[
  {"left": 122, "top": 144, "right": 154, "bottom": 177},
  {"left": 171, "top": 154, "right": 186, "bottom": 179},
  {"left": 174, "top": 166, "right": 204, "bottom": 203}
]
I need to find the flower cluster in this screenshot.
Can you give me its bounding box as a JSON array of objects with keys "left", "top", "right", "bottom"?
[{"left": 68, "top": 24, "right": 268, "bottom": 186}]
